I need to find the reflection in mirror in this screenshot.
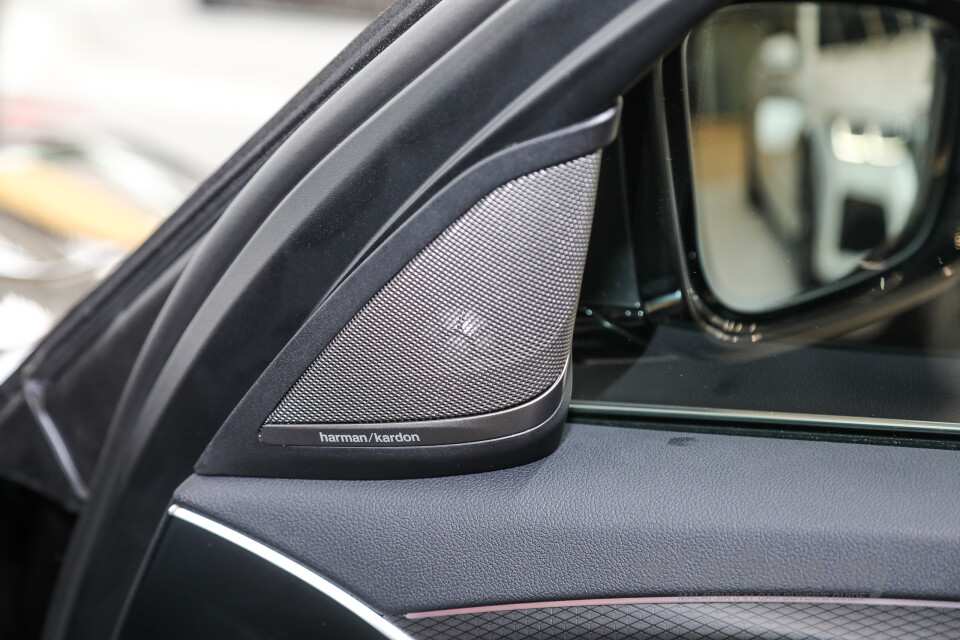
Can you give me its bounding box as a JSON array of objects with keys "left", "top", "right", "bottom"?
[{"left": 685, "top": 2, "right": 953, "bottom": 313}]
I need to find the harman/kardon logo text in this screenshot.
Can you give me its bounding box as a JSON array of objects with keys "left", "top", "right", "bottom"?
[{"left": 317, "top": 431, "right": 422, "bottom": 444}]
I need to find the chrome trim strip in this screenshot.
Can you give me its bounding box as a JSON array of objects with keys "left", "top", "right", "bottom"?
[
  {"left": 406, "top": 594, "right": 960, "bottom": 619},
  {"left": 24, "top": 380, "right": 89, "bottom": 502},
  {"left": 260, "top": 360, "right": 570, "bottom": 447},
  {"left": 168, "top": 506, "right": 415, "bottom": 640},
  {"left": 569, "top": 401, "right": 960, "bottom": 435}
]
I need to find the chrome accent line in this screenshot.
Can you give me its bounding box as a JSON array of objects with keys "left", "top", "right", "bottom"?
[
  {"left": 168, "top": 506, "right": 415, "bottom": 640},
  {"left": 569, "top": 401, "right": 960, "bottom": 435},
  {"left": 23, "top": 380, "right": 89, "bottom": 502},
  {"left": 406, "top": 595, "right": 960, "bottom": 619},
  {"left": 260, "top": 360, "right": 570, "bottom": 447}
]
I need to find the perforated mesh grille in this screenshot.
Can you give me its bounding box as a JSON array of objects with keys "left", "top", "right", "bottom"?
[
  {"left": 391, "top": 602, "right": 960, "bottom": 640},
  {"left": 268, "top": 153, "right": 601, "bottom": 425}
]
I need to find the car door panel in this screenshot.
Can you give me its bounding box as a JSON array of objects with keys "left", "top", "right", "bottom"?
[
  {"left": 114, "top": 424, "right": 960, "bottom": 637},
  {"left": 177, "top": 425, "right": 960, "bottom": 613},
  {"left": 38, "top": 1, "right": 527, "bottom": 636},
  {"left": 43, "top": 1, "right": 722, "bottom": 635}
]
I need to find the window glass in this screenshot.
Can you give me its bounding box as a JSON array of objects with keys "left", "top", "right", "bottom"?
[{"left": 572, "top": 3, "right": 960, "bottom": 430}]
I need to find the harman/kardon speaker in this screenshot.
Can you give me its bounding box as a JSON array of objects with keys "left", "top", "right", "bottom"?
[
  {"left": 196, "top": 104, "right": 619, "bottom": 479},
  {"left": 261, "top": 153, "right": 599, "bottom": 447}
]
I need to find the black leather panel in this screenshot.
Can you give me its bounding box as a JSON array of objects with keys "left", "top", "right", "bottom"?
[
  {"left": 117, "top": 517, "right": 391, "bottom": 640},
  {"left": 175, "top": 424, "right": 960, "bottom": 614}
]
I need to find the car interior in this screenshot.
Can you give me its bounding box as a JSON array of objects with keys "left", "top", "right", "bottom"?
[{"left": 0, "top": 0, "right": 959, "bottom": 638}]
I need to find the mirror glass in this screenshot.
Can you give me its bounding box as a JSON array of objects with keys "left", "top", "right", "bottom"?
[{"left": 685, "top": 2, "right": 955, "bottom": 314}]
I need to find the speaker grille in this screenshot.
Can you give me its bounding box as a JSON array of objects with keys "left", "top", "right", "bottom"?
[{"left": 267, "top": 153, "right": 601, "bottom": 425}]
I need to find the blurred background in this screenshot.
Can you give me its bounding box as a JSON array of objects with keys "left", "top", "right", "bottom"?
[
  {"left": 0, "top": 0, "right": 373, "bottom": 377},
  {"left": 7, "top": 1, "right": 951, "bottom": 381}
]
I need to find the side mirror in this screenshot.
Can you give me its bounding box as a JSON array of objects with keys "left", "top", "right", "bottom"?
[{"left": 678, "top": 2, "right": 960, "bottom": 340}]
